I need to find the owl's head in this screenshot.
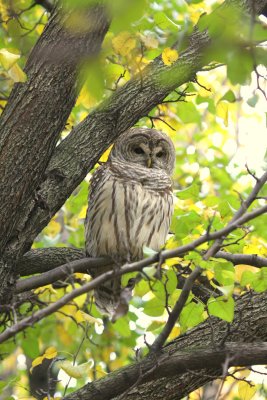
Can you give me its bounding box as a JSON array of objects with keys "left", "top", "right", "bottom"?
[{"left": 109, "top": 128, "right": 175, "bottom": 175}]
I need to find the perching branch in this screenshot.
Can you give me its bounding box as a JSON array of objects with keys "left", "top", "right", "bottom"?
[
  {"left": 3, "top": 201, "right": 266, "bottom": 342},
  {"left": 16, "top": 257, "right": 109, "bottom": 293},
  {"left": 14, "top": 202, "right": 267, "bottom": 294},
  {"left": 15, "top": 248, "right": 267, "bottom": 280}
]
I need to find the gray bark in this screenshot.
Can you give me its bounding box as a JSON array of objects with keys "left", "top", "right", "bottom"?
[{"left": 0, "top": 3, "right": 110, "bottom": 300}]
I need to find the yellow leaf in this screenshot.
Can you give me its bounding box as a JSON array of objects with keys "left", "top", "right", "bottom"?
[
  {"left": 73, "top": 292, "right": 87, "bottom": 308},
  {"left": 78, "top": 205, "right": 87, "bottom": 219},
  {"left": 8, "top": 63, "right": 27, "bottom": 83},
  {"left": 235, "top": 264, "right": 258, "bottom": 282},
  {"left": 216, "top": 101, "right": 229, "bottom": 127},
  {"left": 75, "top": 310, "right": 103, "bottom": 326},
  {"left": 99, "top": 146, "right": 112, "bottom": 163},
  {"left": 165, "top": 257, "right": 182, "bottom": 267},
  {"left": 34, "top": 284, "right": 57, "bottom": 295},
  {"left": 112, "top": 31, "right": 136, "bottom": 56},
  {"left": 238, "top": 381, "right": 257, "bottom": 400},
  {"left": 30, "top": 356, "right": 44, "bottom": 373},
  {"left": 196, "top": 76, "right": 212, "bottom": 97},
  {"left": 168, "top": 325, "right": 181, "bottom": 340},
  {"left": 57, "top": 360, "right": 93, "bottom": 379},
  {"left": 30, "top": 347, "right": 57, "bottom": 372},
  {"left": 59, "top": 304, "right": 78, "bottom": 316},
  {"left": 44, "top": 219, "right": 61, "bottom": 237},
  {"left": 74, "top": 310, "right": 85, "bottom": 323},
  {"left": 0, "top": 48, "right": 20, "bottom": 70},
  {"left": 45, "top": 346, "right": 58, "bottom": 359},
  {"left": 162, "top": 48, "right": 179, "bottom": 66}
]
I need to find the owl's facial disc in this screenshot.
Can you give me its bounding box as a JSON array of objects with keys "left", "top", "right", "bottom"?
[{"left": 109, "top": 128, "right": 175, "bottom": 175}]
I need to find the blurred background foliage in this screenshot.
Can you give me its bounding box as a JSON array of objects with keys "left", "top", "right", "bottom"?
[{"left": 0, "top": 0, "right": 266, "bottom": 399}]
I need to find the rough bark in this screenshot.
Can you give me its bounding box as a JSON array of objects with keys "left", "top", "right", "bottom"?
[
  {"left": 0, "top": 4, "right": 109, "bottom": 256},
  {"left": 16, "top": 247, "right": 85, "bottom": 276},
  {"left": 6, "top": 0, "right": 267, "bottom": 261},
  {"left": 64, "top": 291, "right": 267, "bottom": 400},
  {"left": 0, "top": 3, "right": 110, "bottom": 299}
]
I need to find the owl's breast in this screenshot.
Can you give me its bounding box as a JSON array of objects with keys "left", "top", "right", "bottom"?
[{"left": 85, "top": 173, "right": 173, "bottom": 263}]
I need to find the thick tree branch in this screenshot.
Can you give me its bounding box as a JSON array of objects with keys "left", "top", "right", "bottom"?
[
  {"left": 214, "top": 251, "right": 267, "bottom": 267},
  {"left": 16, "top": 247, "right": 85, "bottom": 276},
  {"left": 64, "top": 292, "right": 267, "bottom": 400},
  {"left": 16, "top": 256, "right": 109, "bottom": 293},
  {"left": 69, "top": 343, "right": 267, "bottom": 399},
  {"left": 0, "top": 4, "right": 109, "bottom": 256},
  {"left": 7, "top": 0, "right": 267, "bottom": 259}
]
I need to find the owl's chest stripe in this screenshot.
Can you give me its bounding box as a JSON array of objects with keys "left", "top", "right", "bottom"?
[
  {"left": 123, "top": 184, "right": 131, "bottom": 247},
  {"left": 134, "top": 199, "right": 150, "bottom": 239},
  {"left": 112, "top": 180, "right": 120, "bottom": 255}
]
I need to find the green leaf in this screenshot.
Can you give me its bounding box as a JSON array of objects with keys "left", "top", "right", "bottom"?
[
  {"left": 146, "top": 320, "right": 164, "bottom": 332},
  {"left": 110, "top": 0, "right": 147, "bottom": 33},
  {"left": 220, "top": 90, "right": 236, "bottom": 103},
  {"left": 241, "top": 268, "right": 267, "bottom": 292},
  {"left": 113, "top": 317, "right": 131, "bottom": 337},
  {"left": 176, "top": 183, "right": 200, "bottom": 201},
  {"left": 214, "top": 262, "right": 235, "bottom": 286},
  {"left": 227, "top": 49, "right": 253, "bottom": 85},
  {"left": 21, "top": 334, "right": 39, "bottom": 359},
  {"left": 143, "top": 297, "right": 165, "bottom": 317},
  {"left": 154, "top": 12, "right": 179, "bottom": 31},
  {"left": 165, "top": 269, "right": 178, "bottom": 295},
  {"left": 134, "top": 280, "right": 151, "bottom": 297},
  {"left": 180, "top": 302, "right": 205, "bottom": 331},
  {"left": 152, "top": 280, "right": 166, "bottom": 301},
  {"left": 208, "top": 296, "right": 234, "bottom": 322},
  {"left": 177, "top": 102, "right": 201, "bottom": 125},
  {"left": 171, "top": 210, "right": 201, "bottom": 240}
]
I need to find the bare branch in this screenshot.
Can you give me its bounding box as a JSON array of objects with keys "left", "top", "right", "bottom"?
[
  {"left": 150, "top": 266, "right": 202, "bottom": 353},
  {"left": 16, "top": 257, "right": 110, "bottom": 293},
  {"left": 214, "top": 251, "right": 267, "bottom": 267},
  {"left": 204, "top": 170, "right": 267, "bottom": 259}
]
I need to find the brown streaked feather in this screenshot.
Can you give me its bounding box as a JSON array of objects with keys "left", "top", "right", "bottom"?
[{"left": 85, "top": 128, "right": 175, "bottom": 320}]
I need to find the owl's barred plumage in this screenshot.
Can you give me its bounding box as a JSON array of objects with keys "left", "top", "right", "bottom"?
[{"left": 85, "top": 128, "right": 175, "bottom": 320}]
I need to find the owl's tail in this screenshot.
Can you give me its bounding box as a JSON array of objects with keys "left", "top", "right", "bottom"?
[{"left": 94, "top": 274, "right": 135, "bottom": 322}]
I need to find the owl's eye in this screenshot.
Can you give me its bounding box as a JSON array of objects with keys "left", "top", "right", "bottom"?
[
  {"left": 134, "top": 147, "right": 145, "bottom": 155},
  {"left": 156, "top": 151, "right": 164, "bottom": 158}
]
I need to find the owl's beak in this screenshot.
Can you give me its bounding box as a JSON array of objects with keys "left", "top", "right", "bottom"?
[{"left": 147, "top": 157, "right": 152, "bottom": 168}]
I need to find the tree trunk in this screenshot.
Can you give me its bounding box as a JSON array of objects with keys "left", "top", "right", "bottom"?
[{"left": 0, "top": 3, "right": 110, "bottom": 300}]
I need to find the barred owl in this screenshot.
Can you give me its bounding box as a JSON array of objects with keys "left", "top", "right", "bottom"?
[{"left": 85, "top": 127, "right": 175, "bottom": 320}]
